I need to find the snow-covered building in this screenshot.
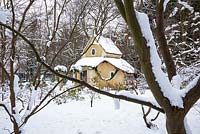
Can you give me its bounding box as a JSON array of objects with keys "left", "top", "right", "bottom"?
[{"left": 71, "top": 36, "right": 136, "bottom": 90}]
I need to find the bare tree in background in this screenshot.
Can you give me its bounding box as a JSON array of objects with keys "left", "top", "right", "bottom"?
[
  {"left": 1, "top": 0, "right": 199, "bottom": 134},
  {"left": 0, "top": 0, "right": 82, "bottom": 133}
]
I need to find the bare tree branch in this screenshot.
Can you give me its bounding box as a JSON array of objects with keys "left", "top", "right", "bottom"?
[
  {"left": 184, "top": 77, "right": 200, "bottom": 113},
  {"left": 17, "top": 0, "right": 35, "bottom": 32},
  {"left": 0, "top": 103, "right": 15, "bottom": 123},
  {"left": 49, "top": 0, "right": 89, "bottom": 66},
  {"left": 0, "top": 22, "right": 164, "bottom": 113},
  {"left": 20, "top": 79, "right": 64, "bottom": 127},
  {"left": 0, "top": 62, "right": 10, "bottom": 78},
  {"left": 156, "top": 0, "right": 176, "bottom": 81},
  {"left": 33, "top": 85, "right": 81, "bottom": 115},
  {"left": 114, "top": 0, "right": 127, "bottom": 23}
]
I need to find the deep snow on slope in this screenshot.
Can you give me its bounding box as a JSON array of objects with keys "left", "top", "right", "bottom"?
[{"left": 0, "top": 92, "right": 200, "bottom": 134}]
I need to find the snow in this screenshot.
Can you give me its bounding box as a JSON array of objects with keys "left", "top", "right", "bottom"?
[
  {"left": 169, "top": 7, "right": 179, "bottom": 17},
  {"left": 191, "top": 22, "right": 200, "bottom": 27},
  {"left": 171, "top": 74, "right": 182, "bottom": 90},
  {"left": 184, "top": 117, "right": 192, "bottom": 134},
  {"left": 180, "top": 75, "right": 200, "bottom": 97},
  {"left": 29, "top": 88, "right": 37, "bottom": 110},
  {"left": 135, "top": 10, "right": 184, "bottom": 108},
  {"left": 54, "top": 65, "right": 68, "bottom": 72},
  {"left": 193, "top": 12, "right": 200, "bottom": 21},
  {"left": 1, "top": 91, "right": 200, "bottom": 134},
  {"left": 113, "top": 98, "right": 120, "bottom": 110},
  {"left": 182, "top": 32, "right": 187, "bottom": 36},
  {"left": 163, "top": 0, "right": 170, "bottom": 12},
  {"left": 65, "top": 80, "right": 74, "bottom": 88},
  {"left": 0, "top": 8, "right": 10, "bottom": 23},
  {"left": 13, "top": 107, "right": 22, "bottom": 127},
  {"left": 83, "top": 36, "right": 122, "bottom": 55},
  {"left": 40, "top": 56, "right": 46, "bottom": 61},
  {"left": 71, "top": 64, "right": 82, "bottom": 71},
  {"left": 183, "top": 21, "right": 188, "bottom": 25},
  {"left": 178, "top": 0, "right": 194, "bottom": 13},
  {"left": 193, "top": 28, "right": 199, "bottom": 33},
  {"left": 117, "top": 90, "right": 160, "bottom": 108},
  {"left": 71, "top": 57, "right": 135, "bottom": 73},
  {"left": 98, "top": 36, "right": 122, "bottom": 55},
  {"left": 14, "top": 75, "right": 20, "bottom": 97},
  {"left": 46, "top": 41, "right": 51, "bottom": 47}
]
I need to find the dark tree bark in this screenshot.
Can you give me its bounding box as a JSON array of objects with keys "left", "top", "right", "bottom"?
[
  {"left": 155, "top": 0, "right": 176, "bottom": 81},
  {"left": 1, "top": 1, "right": 199, "bottom": 134},
  {"left": 114, "top": 0, "right": 200, "bottom": 134},
  {"left": 166, "top": 112, "right": 186, "bottom": 134}
]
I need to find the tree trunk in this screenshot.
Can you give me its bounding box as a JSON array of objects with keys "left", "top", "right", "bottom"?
[
  {"left": 1, "top": 70, "right": 5, "bottom": 101},
  {"left": 166, "top": 112, "right": 186, "bottom": 134},
  {"left": 90, "top": 96, "right": 93, "bottom": 107},
  {"left": 14, "top": 122, "right": 21, "bottom": 134}
]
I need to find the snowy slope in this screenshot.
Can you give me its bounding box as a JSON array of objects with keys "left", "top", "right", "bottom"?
[
  {"left": 24, "top": 94, "right": 166, "bottom": 134},
  {"left": 1, "top": 91, "right": 200, "bottom": 134}
]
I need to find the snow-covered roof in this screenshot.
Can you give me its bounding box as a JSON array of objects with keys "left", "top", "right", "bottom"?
[
  {"left": 98, "top": 36, "right": 122, "bottom": 55},
  {"left": 83, "top": 36, "right": 122, "bottom": 55},
  {"left": 71, "top": 57, "right": 135, "bottom": 74},
  {"left": 54, "top": 65, "right": 67, "bottom": 72}
]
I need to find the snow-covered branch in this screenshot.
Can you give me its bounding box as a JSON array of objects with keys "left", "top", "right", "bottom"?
[
  {"left": 114, "top": 0, "right": 200, "bottom": 132},
  {"left": 183, "top": 76, "right": 200, "bottom": 113},
  {"left": 0, "top": 62, "right": 10, "bottom": 78},
  {"left": 0, "top": 22, "right": 165, "bottom": 113},
  {"left": 117, "top": 90, "right": 160, "bottom": 108},
  {"left": 181, "top": 75, "right": 200, "bottom": 97},
  {"left": 136, "top": 11, "right": 183, "bottom": 108},
  {"left": 178, "top": 0, "right": 194, "bottom": 13}
]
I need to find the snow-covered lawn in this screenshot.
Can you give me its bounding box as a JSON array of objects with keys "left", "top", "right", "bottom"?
[{"left": 1, "top": 91, "right": 200, "bottom": 134}]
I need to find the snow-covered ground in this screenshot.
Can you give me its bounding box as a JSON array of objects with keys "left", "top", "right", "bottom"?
[{"left": 0, "top": 91, "right": 200, "bottom": 134}]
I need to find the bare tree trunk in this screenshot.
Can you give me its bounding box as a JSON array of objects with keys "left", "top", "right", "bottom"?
[
  {"left": 114, "top": 1, "right": 199, "bottom": 134},
  {"left": 166, "top": 112, "right": 186, "bottom": 134},
  {"left": 14, "top": 122, "right": 21, "bottom": 134},
  {"left": 0, "top": 26, "right": 6, "bottom": 101},
  {"left": 90, "top": 96, "right": 93, "bottom": 107},
  {"left": 156, "top": 0, "right": 176, "bottom": 81},
  {"left": 1, "top": 70, "right": 5, "bottom": 101}
]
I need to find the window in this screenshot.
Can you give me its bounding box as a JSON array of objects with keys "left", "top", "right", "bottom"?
[
  {"left": 80, "top": 70, "right": 87, "bottom": 81},
  {"left": 91, "top": 48, "right": 96, "bottom": 55},
  {"left": 110, "top": 71, "right": 115, "bottom": 78}
]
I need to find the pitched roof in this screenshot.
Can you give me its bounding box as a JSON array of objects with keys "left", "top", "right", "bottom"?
[
  {"left": 98, "top": 36, "right": 122, "bottom": 55},
  {"left": 71, "top": 57, "right": 135, "bottom": 74},
  {"left": 83, "top": 36, "right": 122, "bottom": 55}
]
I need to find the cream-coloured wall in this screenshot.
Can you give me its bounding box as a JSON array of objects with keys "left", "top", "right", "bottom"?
[
  {"left": 76, "top": 72, "right": 80, "bottom": 80},
  {"left": 87, "top": 69, "right": 97, "bottom": 85},
  {"left": 73, "top": 64, "right": 126, "bottom": 90},
  {"left": 96, "top": 62, "right": 115, "bottom": 79},
  {"left": 74, "top": 39, "right": 126, "bottom": 89},
  {"left": 104, "top": 53, "right": 122, "bottom": 58},
  {"left": 95, "top": 62, "right": 126, "bottom": 89},
  {"left": 82, "top": 44, "right": 105, "bottom": 57},
  {"left": 74, "top": 68, "right": 96, "bottom": 85},
  {"left": 82, "top": 43, "right": 122, "bottom": 58}
]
